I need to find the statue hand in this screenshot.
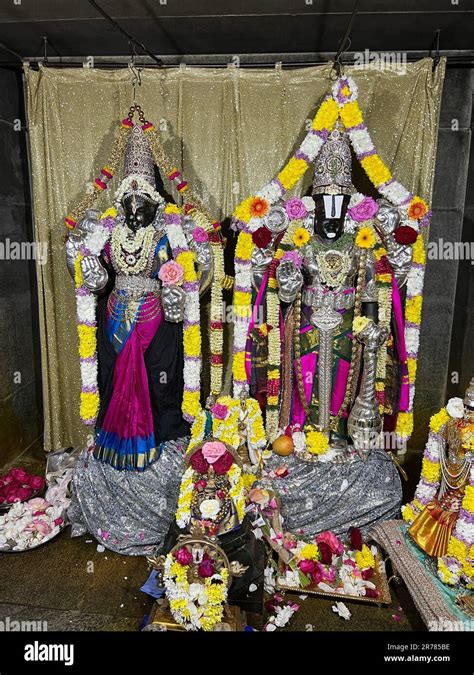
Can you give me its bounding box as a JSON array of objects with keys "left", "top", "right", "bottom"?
[
  {"left": 276, "top": 261, "right": 303, "bottom": 303},
  {"left": 356, "top": 319, "right": 388, "bottom": 349},
  {"left": 162, "top": 284, "right": 186, "bottom": 323},
  {"left": 80, "top": 255, "right": 108, "bottom": 292}
]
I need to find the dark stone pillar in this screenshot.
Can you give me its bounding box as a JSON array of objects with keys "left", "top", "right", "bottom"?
[{"left": 0, "top": 67, "right": 42, "bottom": 468}]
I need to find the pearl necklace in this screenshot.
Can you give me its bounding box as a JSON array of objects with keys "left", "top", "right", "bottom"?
[{"left": 111, "top": 224, "right": 156, "bottom": 275}]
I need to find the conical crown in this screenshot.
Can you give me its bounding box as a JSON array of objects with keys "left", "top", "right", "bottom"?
[
  {"left": 123, "top": 124, "right": 155, "bottom": 185},
  {"left": 312, "top": 122, "right": 353, "bottom": 195}
]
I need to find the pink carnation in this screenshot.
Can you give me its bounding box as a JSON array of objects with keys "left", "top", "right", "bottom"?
[
  {"left": 192, "top": 226, "right": 208, "bottom": 243},
  {"left": 348, "top": 196, "right": 378, "bottom": 223},
  {"left": 281, "top": 250, "right": 303, "bottom": 269},
  {"left": 210, "top": 403, "right": 228, "bottom": 420},
  {"left": 158, "top": 260, "right": 184, "bottom": 286},
  {"left": 9, "top": 468, "right": 29, "bottom": 483},
  {"left": 28, "top": 475, "right": 45, "bottom": 491},
  {"left": 175, "top": 547, "right": 193, "bottom": 566},
  {"left": 285, "top": 198, "right": 308, "bottom": 221}
]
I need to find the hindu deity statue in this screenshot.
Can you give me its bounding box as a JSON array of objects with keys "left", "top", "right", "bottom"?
[
  {"left": 403, "top": 379, "right": 474, "bottom": 588},
  {"left": 65, "top": 123, "right": 212, "bottom": 555},
  {"left": 237, "top": 123, "right": 419, "bottom": 536}
]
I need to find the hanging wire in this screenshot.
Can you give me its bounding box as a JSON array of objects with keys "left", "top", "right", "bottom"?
[
  {"left": 429, "top": 29, "right": 441, "bottom": 71},
  {"left": 331, "top": 0, "right": 360, "bottom": 79}
]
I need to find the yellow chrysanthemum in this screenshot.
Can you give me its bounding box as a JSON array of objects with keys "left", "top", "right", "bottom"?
[
  {"left": 182, "top": 390, "right": 200, "bottom": 419},
  {"left": 241, "top": 473, "right": 257, "bottom": 490},
  {"left": 233, "top": 352, "right": 247, "bottom": 382},
  {"left": 311, "top": 97, "right": 339, "bottom": 132},
  {"left": 306, "top": 429, "right": 329, "bottom": 455},
  {"left": 100, "top": 207, "right": 117, "bottom": 220},
  {"left": 235, "top": 231, "right": 254, "bottom": 260},
  {"left": 361, "top": 154, "right": 392, "bottom": 187},
  {"left": 164, "top": 203, "right": 181, "bottom": 215},
  {"left": 405, "top": 295, "right": 423, "bottom": 325},
  {"left": 340, "top": 100, "right": 363, "bottom": 129},
  {"left": 74, "top": 254, "right": 83, "bottom": 288},
  {"left": 462, "top": 485, "right": 474, "bottom": 513},
  {"left": 396, "top": 411, "right": 414, "bottom": 440},
  {"left": 430, "top": 407, "right": 449, "bottom": 433},
  {"left": 447, "top": 537, "right": 467, "bottom": 562},
  {"left": 412, "top": 235, "right": 426, "bottom": 265},
  {"left": 293, "top": 227, "right": 310, "bottom": 248},
  {"left": 183, "top": 324, "right": 201, "bottom": 357},
  {"left": 234, "top": 197, "right": 254, "bottom": 224},
  {"left": 407, "top": 357, "right": 417, "bottom": 383},
  {"left": 80, "top": 392, "right": 99, "bottom": 420},
  {"left": 300, "top": 543, "right": 320, "bottom": 561},
  {"left": 401, "top": 503, "right": 416, "bottom": 524},
  {"left": 77, "top": 324, "right": 97, "bottom": 359},
  {"left": 421, "top": 457, "right": 441, "bottom": 484},
  {"left": 353, "top": 316, "right": 370, "bottom": 335},
  {"left": 277, "top": 157, "right": 309, "bottom": 191},
  {"left": 355, "top": 544, "right": 375, "bottom": 570},
  {"left": 355, "top": 226, "right": 376, "bottom": 249},
  {"left": 175, "top": 251, "right": 196, "bottom": 281}
]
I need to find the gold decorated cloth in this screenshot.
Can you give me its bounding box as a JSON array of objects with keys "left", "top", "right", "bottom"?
[
  {"left": 24, "top": 59, "right": 445, "bottom": 450},
  {"left": 408, "top": 495, "right": 462, "bottom": 558}
]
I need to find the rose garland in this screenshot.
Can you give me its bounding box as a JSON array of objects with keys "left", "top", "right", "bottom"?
[
  {"left": 73, "top": 211, "right": 113, "bottom": 425},
  {"left": 231, "top": 75, "right": 431, "bottom": 443},
  {"left": 163, "top": 551, "right": 229, "bottom": 631}
]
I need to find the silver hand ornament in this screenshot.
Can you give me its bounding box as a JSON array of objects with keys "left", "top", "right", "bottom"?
[
  {"left": 162, "top": 284, "right": 186, "bottom": 323},
  {"left": 276, "top": 260, "right": 303, "bottom": 303}
]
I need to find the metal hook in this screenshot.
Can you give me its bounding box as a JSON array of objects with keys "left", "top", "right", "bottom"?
[
  {"left": 429, "top": 29, "right": 441, "bottom": 72},
  {"left": 331, "top": 35, "right": 351, "bottom": 81},
  {"left": 128, "top": 40, "right": 143, "bottom": 104}
]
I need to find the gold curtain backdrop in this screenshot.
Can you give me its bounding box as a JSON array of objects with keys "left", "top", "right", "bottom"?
[{"left": 24, "top": 58, "right": 446, "bottom": 451}]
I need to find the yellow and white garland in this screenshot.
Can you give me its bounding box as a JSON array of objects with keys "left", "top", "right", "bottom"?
[
  {"left": 163, "top": 554, "right": 229, "bottom": 631},
  {"left": 231, "top": 75, "right": 431, "bottom": 443}
]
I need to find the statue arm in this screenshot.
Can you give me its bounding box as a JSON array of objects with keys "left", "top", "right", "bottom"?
[
  {"left": 182, "top": 213, "right": 213, "bottom": 296},
  {"left": 361, "top": 250, "right": 378, "bottom": 320},
  {"left": 276, "top": 260, "right": 303, "bottom": 304},
  {"left": 65, "top": 210, "right": 109, "bottom": 292}
]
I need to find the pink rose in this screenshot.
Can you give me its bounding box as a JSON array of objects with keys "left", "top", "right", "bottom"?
[
  {"left": 28, "top": 475, "right": 45, "bottom": 491},
  {"left": 285, "top": 198, "right": 308, "bottom": 221},
  {"left": 298, "top": 559, "right": 318, "bottom": 575},
  {"left": 210, "top": 403, "right": 228, "bottom": 420},
  {"left": 25, "top": 519, "right": 52, "bottom": 536},
  {"left": 158, "top": 260, "right": 184, "bottom": 286},
  {"left": 192, "top": 226, "right": 208, "bottom": 244},
  {"left": 316, "top": 530, "right": 344, "bottom": 555},
  {"left": 248, "top": 488, "right": 271, "bottom": 508},
  {"left": 6, "top": 488, "right": 20, "bottom": 503},
  {"left": 201, "top": 441, "right": 227, "bottom": 464},
  {"left": 28, "top": 497, "right": 50, "bottom": 511},
  {"left": 175, "top": 547, "right": 193, "bottom": 566},
  {"left": 348, "top": 196, "right": 378, "bottom": 223},
  {"left": 321, "top": 564, "right": 336, "bottom": 583},
  {"left": 9, "top": 468, "right": 29, "bottom": 483}
]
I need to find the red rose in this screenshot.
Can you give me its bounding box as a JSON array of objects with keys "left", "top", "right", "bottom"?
[
  {"left": 348, "top": 526, "right": 363, "bottom": 551},
  {"left": 9, "top": 468, "right": 29, "bottom": 483},
  {"left": 361, "top": 567, "right": 374, "bottom": 580},
  {"left": 213, "top": 451, "right": 234, "bottom": 475},
  {"left": 198, "top": 559, "right": 215, "bottom": 578},
  {"left": 190, "top": 450, "right": 209, "bottom": 474},
  {"left": 394, "top": 225, "right": 418, "bottom": 245},
  {"left": 364, "top": 587, "right": 379, "bottom": 599},
  {"left": 16, "top": 487, "right": 32, "bottom": 502},
  {"left": 252, "top": 226, "right": 272, "bottom": 249},
  {"left": 28, "top": 476, "right": 45, "bottom": 491},
  {"left": 318, "top": 541, "right": 333, "bottom": 565}
]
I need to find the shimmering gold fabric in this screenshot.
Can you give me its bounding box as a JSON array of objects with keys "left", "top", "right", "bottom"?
[
  {"left": 24, "top": 59, "right": 445, "bottom": 450},
  {"left": 408, "top": 501, "right": 459, "bottom": 558}
]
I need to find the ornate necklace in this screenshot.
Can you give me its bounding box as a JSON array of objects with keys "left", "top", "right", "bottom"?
[
  {"left": 316, "top": 248, "right": 352, "bottom": 289},
  {"left": 111, "top": 224, "right": 156, "bottom": 275}
]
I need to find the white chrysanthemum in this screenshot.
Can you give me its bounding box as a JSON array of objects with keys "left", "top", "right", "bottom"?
[
  {"left": 237, "top": 269, "right": 253, "bottom": 289},
  {"left": 447, "top": 397, "right": 465, "bottom": 419},
  {"left": 233, "top": 319, "right": 250, "bottom": 347},
  {"left": 80, "top": 360, "right": 98, "bottom": 388},
  {"left": 379, "top": 181, "right": 411, "bottom": 206},
  {"left": 406, "top": 267, "right": 425, "bottom": 297},
  {"left": 300, "top": 133, "right": 324, "bottom": 161},
  {"left": 348, "top": 128, "right": 373, "bottom": 155},
  {"left": 257, "top": 181, "right": 284, "bottom": 204},
  {"left": 454, "top": 518, "right": 474, "bottom": 542},
  {"left": 85, "top": 225, "right": 110, "bottom": 256},
  {"left": 76, "top": 294, "right": 96, "bottom": 323},
  {"left": 183, "top": 360, "right": 200, "bottom": 384},
  {"left": 185, "top": 297, "right": 200, "bottom": 324},
  {"left": 405, "top": 325, "right": 420, "bottom": 352}
]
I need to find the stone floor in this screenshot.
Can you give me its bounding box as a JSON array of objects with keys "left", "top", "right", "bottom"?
[{"left": 0, "top": 444, "right": 427, "bottom": 632}]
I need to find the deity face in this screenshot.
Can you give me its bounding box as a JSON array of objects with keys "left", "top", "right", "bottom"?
[
  {"left": 312, "top": 194, "right": 350, "bottom": 241},
  {"left": 122, "top": 194, "right": 158, "bottom": 233}
]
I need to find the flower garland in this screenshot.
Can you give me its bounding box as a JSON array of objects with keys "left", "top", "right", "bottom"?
[
  {"left": 439, "top": 459, "right": 474, "bottom": 589},
  {"left": 373, "top": 239, "right": 394, "bottom": 413},
  {"left": 73, "top": 212, "right": 112, "bottom": 425},
  {"left": 163, "top": 204, "right": 202, "bottom": 422},
  {"left": 163, "top": 550, "right": 229, "bottom": 631},
  {"left": 401, "top": 407, "right": 448, "bottom": 524},
  {"left": 231, "top": 75, "right": 431, "bottom": 444}
]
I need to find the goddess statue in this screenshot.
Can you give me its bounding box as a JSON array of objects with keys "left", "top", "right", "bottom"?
[
  {"left": 242, "top": 124, "right": 416, "bottom": 536},
  {"left": 403, "top": 379, "right": 474, "bottom": 588},
  {"left": 66, "top": 124, "right": 212, "bottom": 555}
]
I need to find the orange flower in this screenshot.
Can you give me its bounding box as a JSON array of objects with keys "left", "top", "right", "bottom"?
[
  {"left": 407, "top": 196, "right": 428, "bottom": 221},
  {"left": 249, "top": 197, "right": 269, "bottom": 218}
]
